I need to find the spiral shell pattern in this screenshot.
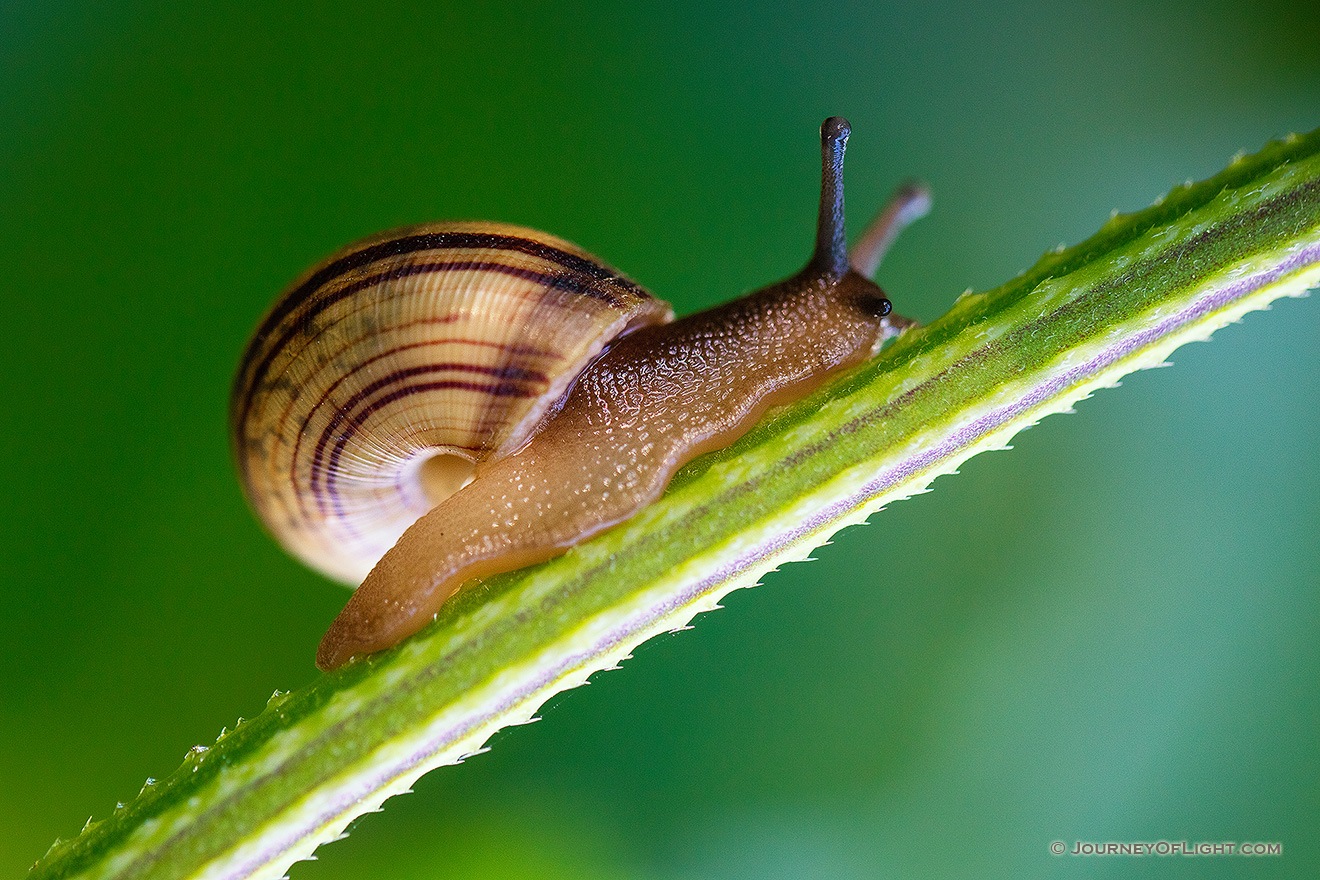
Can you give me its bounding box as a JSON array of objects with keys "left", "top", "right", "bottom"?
[{"left": 231, "top": 221, "right": 672, "bottom": 584}]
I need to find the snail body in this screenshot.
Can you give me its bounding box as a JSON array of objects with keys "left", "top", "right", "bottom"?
[{"left": 231, "top": 118, "right": 928, "bottom": 670}]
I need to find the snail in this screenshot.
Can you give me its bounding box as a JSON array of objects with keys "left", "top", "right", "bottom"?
[{"left": 231, "top": 117, "right": 930, "bottom": 670}]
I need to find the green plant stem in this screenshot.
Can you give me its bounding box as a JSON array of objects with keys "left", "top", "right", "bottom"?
[{"left": 31, "top": 129, "right": 1320, "bottom": 880}]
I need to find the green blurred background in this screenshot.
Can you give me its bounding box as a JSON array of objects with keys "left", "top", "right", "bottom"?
[{"left": 3, "top": 2, "right": 1318, "bottom": 877}]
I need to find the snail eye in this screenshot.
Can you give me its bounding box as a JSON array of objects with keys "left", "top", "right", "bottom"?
[{"left": 858, "top": 294, "right": 892, "bottom": 318}]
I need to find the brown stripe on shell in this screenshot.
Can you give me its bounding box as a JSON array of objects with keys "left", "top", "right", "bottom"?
[
  {"left": 232, "top": 224, "right": 654, "bottom": 437},
  {"left": 318, "top": 378, "right": 541, "bottom": 522},
  {"left": 254, "top": 229, "right": 647, "bottom": 345},
  {"left": 307, "top": 361, "right": 549, "bottom": 515},
  {"left": 237, "top": 258, "right": 624, "bottom": 434},
  {"left": 285, "top": 333, "right": 561, "bottom": 519},
  {"left": 276, "top": 319, "right": 566, "bottom": 472}
]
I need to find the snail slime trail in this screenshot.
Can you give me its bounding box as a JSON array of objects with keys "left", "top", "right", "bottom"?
[{"left": 229, "top": 117, "right": 930, "bottom": 670}]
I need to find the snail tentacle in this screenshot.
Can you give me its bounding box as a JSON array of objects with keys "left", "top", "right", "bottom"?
[
  {"left": 813, "top": 116, "right": 852, "bottom": 278},
  {"left": 850, "top": 179, "right": 932, "bottom": 280}
]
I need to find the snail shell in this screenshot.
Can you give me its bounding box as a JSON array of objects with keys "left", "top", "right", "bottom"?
[
  {"left": 232, "top": 117, "right": 928, "bottom": 669},
  {"left": 231, "top": 221, "right": 671, "bottom": 584}
]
